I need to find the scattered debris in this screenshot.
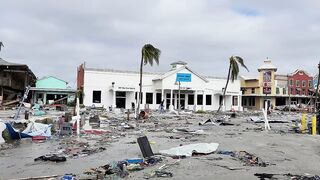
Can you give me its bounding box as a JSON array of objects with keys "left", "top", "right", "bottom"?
[
  {"left": 159, "top": 143, "right": 219, "bottom": 157},
  {"left": 34, "top": 154, "right": 67, "bottom": 162}
]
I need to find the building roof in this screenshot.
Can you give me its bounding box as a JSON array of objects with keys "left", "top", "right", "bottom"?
[
  {"left": 0, "top": 58, "right": 36, "bottom": 80},
  {"left": 258, "top": 58, "right": 277, "bottom": 72},
  {"left": 289, "top": 69, "right": 312, "bottom": 77},
  {"left": 84, "top": 62, "right": 227, "bottom": 82},
  {"left": 85, "top": 67, "right": 162, "bottom": 75},
  {"left": 240, "top": 75, "right": 259, "bottom": 81},
  {"left": 152, "top": 65, "right": 209, "bottom": 82},
  {"left": 29, "top": 87, "right": 76, "bottom": 92},
  {"left": 0, "top": 58, "right": 25, "bottom": 66},
  {"left": 37, "top": 76, "right": 68, "bottom": 84},
  {"left": 170, "top": 61, "right": 187, "bottom": 66}
]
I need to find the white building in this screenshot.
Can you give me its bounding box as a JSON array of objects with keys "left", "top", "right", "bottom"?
[{"left": 77, "top": 61, "right": 243, "bottom": 111}]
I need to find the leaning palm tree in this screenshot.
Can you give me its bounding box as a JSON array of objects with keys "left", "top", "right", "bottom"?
[
  {"left": 0, "top": 42, "right": 4, "bottom": 51},
  {"left": 136, "top": 44, "right": 161, "bottom": 119},
  {"left": 217, "top": 56, "right": 249, "bottom": 112}
]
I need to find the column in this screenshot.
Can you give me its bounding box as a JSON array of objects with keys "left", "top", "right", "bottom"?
[
  {"left": 194, "top": 90, "right": 198, "bottom": 111},
  {"left": 238, "top": 95, "right": 242, "bottom": 111},
  {"left": 170, "top": 89, "right": 173, "bottom": 110},
  {"left": 112, "top": 90, "right": 116, "bottom": 108},
  {"left": 174, "top": 93, "right": 177, "bottom": 109},
  {"left": 153, "top": 92, "right": 156, "bottom": 106},
  {"left": 222, "top": 94, "right": 225, "bottom": 111},
  {"left": 203, "top": 91, "right": 206, "bottom": 111},
  {"left": 161, "top": 89, "right": 165, "bottom": 109},
  {"left": 185, "top": 94, "right": 188, "bottom": 110},
  {"left": 43, "top": 93, "right": 47, "bottom": 105}
]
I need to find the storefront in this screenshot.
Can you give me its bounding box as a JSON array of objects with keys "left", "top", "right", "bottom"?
[{"left": 77, "top": 61, "right": 243, "bottom": 111}]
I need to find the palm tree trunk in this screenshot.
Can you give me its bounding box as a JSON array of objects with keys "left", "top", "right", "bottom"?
[
  {"left": 137, "top": 54, "right": 143, "bottom": 119},
  {"left": 217, "top": 64, "right": 231, "bottom": 113}
]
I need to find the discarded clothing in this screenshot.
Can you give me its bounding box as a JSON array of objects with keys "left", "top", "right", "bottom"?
[
  {"left": 159, "top": 143, "right": 219, "bottom": 157},
  {"left": 34, "top": 155, "right": 67, "bottom": 162},
  {"left": 22, "top": 122, "right": 52, "bottom": 137}
]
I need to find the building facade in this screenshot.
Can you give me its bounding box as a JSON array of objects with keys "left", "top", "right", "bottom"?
[
  {"left": 241, "top": 58, "right": 278, "bottom": 110},
  {"left": 288, "top": 70, "right": 314, "bottom": 105},
  {"left": 241, "top": 58, "right": 314, "bottom": 110},
  {"left": 0, "top": 58, "right": 36, "bottom": 106},
  {"left": 30, "top": 76, "right": 75, "bottom": 105},
  {"left": 77, "top": 61, "right": 243, "bottom": 112}
]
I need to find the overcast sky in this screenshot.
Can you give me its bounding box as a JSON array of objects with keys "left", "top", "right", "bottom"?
[{"left": 1, "top": 0, "right": 319, "bottom": 87}]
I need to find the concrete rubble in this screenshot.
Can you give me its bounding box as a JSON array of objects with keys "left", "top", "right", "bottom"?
[{"left": 0, "top": 106, "right": 320, "bottom": 179}]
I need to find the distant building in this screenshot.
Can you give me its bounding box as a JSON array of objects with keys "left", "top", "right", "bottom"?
[
  {"left": 241, "top": 58, "right": 314, "bottom": 110},
  {"left": 0, "top": 58, "right": 36, "bottom": 105},
  {"left": 287, "top": 69, "right": 314, "bottom": 105},
  {"left": 241, "top": 58, "right": 278, "bottom": 110},
  {"left": 77, "top": 61, "right": 243, "bottom": 111},
  {"left": 30, "top": 76, "right": 75, "bottom": 105}
]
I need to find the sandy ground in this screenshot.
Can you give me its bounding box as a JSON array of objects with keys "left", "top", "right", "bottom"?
[{"left": 0, "top": 110, "right": 320, "bottom": 180}]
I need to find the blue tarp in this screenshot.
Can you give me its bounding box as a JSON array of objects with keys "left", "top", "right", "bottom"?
[{"left": 5, "top": 123, "right": 32, "bottom": 139}]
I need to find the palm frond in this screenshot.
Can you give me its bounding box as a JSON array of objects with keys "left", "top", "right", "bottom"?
[
  {"left": 142, "top": 44, "right": 161, "bottom": 66},
  {"left": 234, "top": 56, "right": 249, "bottom": 72}
]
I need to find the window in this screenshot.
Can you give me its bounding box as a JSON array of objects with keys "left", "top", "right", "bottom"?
[
  {"left": 289, "top": 79, "right": 293, "bottom": 86},
  {"left": 188, "top": 94, "right": 194, "bottom": 105},
  {"left": 251, "top": 88, "right": 255, "bottom": 94},
  {"left": 232, "top": 96, "right": 238, "bottom": 106},
  {"left": 146, "top": 93, "right": 153, "bottom": 104},
  {"left": 302, "top": 89, "right": 305, "bottom": 95},
  {"left": 308, "top": 80, "right": 312, "bottom": 88},
  {"left": 197, "top": 95, "right": 203, "bottom": 105},
  {"left": 206, "top": 95, "right": 212, "bottom": 105},
  {"left": 276, "top": 87, "right": 280, "bottom": 94},
  {"left": 156, "top": 93, "right": 162, "bottom": 104},
  {"left": 92, "top": 91, "right": 101, "bottom": 103},
  {"left": 242, "top": 98, "right": 247, "bottom": 106},
  {"left": 290, "top": 88, "right": 293, "bottom": 95},
  {"left": 166, "top": 94, "right": 171, "bottom": 98},
  {"left": 248, "top": 97, "right": 255, "bottom": 106},
  {"left": 251, "top": 97, "right": 255, "bottom": 106},
  {"left": 296, "top": 80, "right": 300, "bottom": 87},
  {"left": 283, "top": 88, "right": 287, "bottom": 94},
  {"left": 302, "top": 80, "right": 306, "bottom": 87}
]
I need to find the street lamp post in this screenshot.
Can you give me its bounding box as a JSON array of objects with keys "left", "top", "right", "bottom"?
[
  {"left": 178, "top": 81, "right": 181, "bottom": 115},
  {"left": 287, "top": 75, "right": 291, "bottom": 113}
]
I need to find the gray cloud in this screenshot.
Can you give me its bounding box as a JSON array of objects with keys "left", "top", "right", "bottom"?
[{"left": 0, "top": 0, "right": 319, "bottom": 88}]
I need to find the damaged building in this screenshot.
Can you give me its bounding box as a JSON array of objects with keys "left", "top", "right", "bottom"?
[
  {"left": 0, "top": 58, "right": 36, "bottom": 106},
  {"left": 77, "top": 61, "right": 243, "bottom": 111}
]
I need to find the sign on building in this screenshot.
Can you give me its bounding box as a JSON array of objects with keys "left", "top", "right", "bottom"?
[
  {"left": 263, "top": 71, "right": 272, "bottom": 94},
  {"left": 176, "top": 73, "right": 192, "bottom": 82}
]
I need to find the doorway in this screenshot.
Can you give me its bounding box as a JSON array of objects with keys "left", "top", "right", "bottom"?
[
  {"left": 116, "top": 91, "right": 126, "bottom": 108},
  {"left": 263, "top": 99, "right": 271, "bottom": 109}
]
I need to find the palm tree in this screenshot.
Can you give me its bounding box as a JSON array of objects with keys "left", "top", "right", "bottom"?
[
  {"left": 136, "top": 44, "right": 161, "bottom": 118},
  {"left": 0, "top": 42, "right": 4, "bottom": 51},
  {"left": 217, "top": 56, "right": 249, "bottom": 112}
]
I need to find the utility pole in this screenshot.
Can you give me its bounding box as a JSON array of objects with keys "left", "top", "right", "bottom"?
[
  {"left": 178, "top": 81, "right": 181, "bottom": 115},
  {"left": 287, "top": 74, "right": 291, "bottom": 113},
  {"left": 315, "top": 62, "right": 320, "bottom": 113}
]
